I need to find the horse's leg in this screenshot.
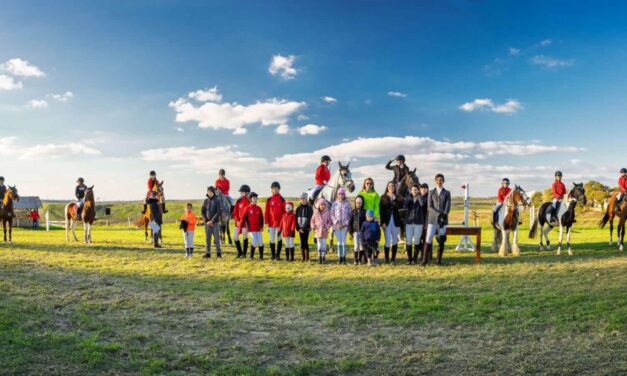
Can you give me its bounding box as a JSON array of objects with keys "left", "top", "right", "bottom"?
[
  {"left": 3, "top": 220, "right": 6, "bottom": 242},
  {"left": 72, "top": 220, "right": 79, "bottom": 241},
  {"left": 512, "top": 228, "right": 521, "bottom": 256},
  {"left": 492, "top": 228, "right": 498, "bottom": 252},
  {"left": 566, "top": 226, "right": 573, "bottom": 256},
  {"left": 227, "top": 220, "right": 232, "bottom": 244},
  {"left": 557, "top": 225, "right": 564, "bottom": 256},
  {"left": 609, "top": 217, "right": 614, "bottom": 246},
  {"left": 499, "top": 229, "right": 507, "bottom": 256},
  {"left": 542, "top": 224, "right": 553, "bottom": 250},
  {"left": 619, "top": 221, "right": 625, "bottom": 251},
  {"left": 8, "top": 220, "right": 12, "bottom": 243}
]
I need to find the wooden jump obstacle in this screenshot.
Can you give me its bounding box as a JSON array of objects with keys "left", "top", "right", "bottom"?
[{"left": 447, "top": 226, "right": 482, "bottom": 264}]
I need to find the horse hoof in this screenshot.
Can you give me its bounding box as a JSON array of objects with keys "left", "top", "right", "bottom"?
[
  {"left": 619, "top": 245, "right": 624, "bottom": 251},
  {"left": 567, "top": 250, "right": 573, "bottom": 256}
]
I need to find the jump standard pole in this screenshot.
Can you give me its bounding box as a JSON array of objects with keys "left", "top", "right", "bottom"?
[{"left": 456, "top": 182, "right": 475, "bottom": 251}]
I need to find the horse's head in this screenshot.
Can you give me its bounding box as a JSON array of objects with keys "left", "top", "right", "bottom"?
[
  {"left": 7, "top": 186, "right": 19, "bottom": 202},
  {"left": 570, "top": 182, "right": 587, "bottom": 206},
  {"left": 338, "top": 161, "right": 355, "bottom": 192},
  {"left": 85, "top": 185, "right": 95, "bottom": 201},
  {"left": 406, "top": 168, "right": 420, "bottom": 188},
  {"left": 513, "top": 185, "right": 530, "bottom": 207}
]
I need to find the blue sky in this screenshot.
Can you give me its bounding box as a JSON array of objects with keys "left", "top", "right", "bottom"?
[{"left": 1, "top": 0, "right": 626, "bottom": 200}]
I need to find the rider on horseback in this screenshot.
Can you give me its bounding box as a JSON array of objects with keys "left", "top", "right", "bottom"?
[
  {"left": 493, "top": 178, "right": 512, "bottom": 225},
  {"left": 142, "top": 171, "right": 167, "bottom": 214},
  {"left": 75, "top": 177, "right": 87, "bottom": 220},
  {"left": 549, "top": 171, "right": 566, "bottom": 222},
  {"left": 0, "top": 176, "right": 8, "bottom": 217},
  {"left": 385, "top": 155, "right": 412, "bottom": 196},
  {"left": 615, "top": 168, "right": 627, "bottom": 212},
  {"left": 312, "top": 155, "right": 331, "bottom": 202},
  {"left": 215, "top": 169, "right": 234, "bottom": 206}
]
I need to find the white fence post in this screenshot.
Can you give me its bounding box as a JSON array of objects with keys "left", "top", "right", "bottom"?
[
  {"left": 45, "top": 211, "right": 50, "bottom": 231},
  {"left": 128, "top": 217, "right": 131, "bottom": 227}
]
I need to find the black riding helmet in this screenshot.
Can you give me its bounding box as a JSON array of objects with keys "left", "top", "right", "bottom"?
[
  {"left": 271, "top": 181, "right": 281, "bottom": 190},
  {"left": 248, "top": 192, "right": 258, "bottom": 199},
  {"left": 239, "top": 184, "right": 251, "bottom": 193},
  {"left": 0, "top": 176, "right": 4, "bottom": 181},
  {"left": 555, "top": 171, "right": 562, "bottom": 177},
  {"left": 149, "top": 170, "right": 156, "bottom": 176},
  {"left": 395, "top": 155, "right": 406, "bottom": 162},
  {"left": 621, "top": 168, "right": 627, "bottom": 174},
  {"left": 321, "top": 155, "right": 331, "bottom": 163},
  {"left": 502, "top": 177, "right": 510, "bottom": 184},
  {"left": 77, "top": 177, "right": 85, "bottom": 183}
]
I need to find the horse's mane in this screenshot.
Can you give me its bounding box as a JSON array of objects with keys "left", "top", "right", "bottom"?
[{"left": 2, "top": 189, "right": 12, "bottom": 206}]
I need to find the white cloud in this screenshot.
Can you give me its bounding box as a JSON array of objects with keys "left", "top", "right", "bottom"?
[
  {"left": 233, "top": 127, "right": 247, "bottom": 135},
  {"left": 188, "top": 86, "right": 222, "bottom": 102},
  {"left": 169, "top": 90, "right": 306, "bottom": 132},
  {"left": 0, "top": 58, "right": 45, "bottom": 77},
  {"left": 268, "top": 54, "right": 298, "bottom": 80},
  {"left": 297, "top": 114, "right": 309, "bottom": 121},
  {"left": 297, "top": 124, "right": 327, "bottom": 136},
  {"left": 321, "top": 96, "right": 337, "bottom": 103},
  {"left": 48, "top": 91, "right": 74, "bottom": 102},
  {"left": 459, "top": 98, "right": 522, "bottom": 114},
  {"left": 531, "top": 55, "right": 574, "bottom": 69},
  {"left": 174, "top": 127, "right": 184, "bottom": 133},
  {"left": 27, "top": 99, "right": 48, "bottom": 109},
  {"left": 275, "top": 124, "right": 290, "bottom": 135},
  {"left": 508, "top": 48, "right": 520, "bottom": 56},
  {"left": 0, "top": 137, "right": 101, "bottom": 159},
  {"left": 540, "top": 39, "right": 552, "bottom": 47},
  {"left": 0, "top": 74, "right": 23, "bottom": 90},
  {"left": 387, "top": 91, "right": 407, "bottom": 98}
]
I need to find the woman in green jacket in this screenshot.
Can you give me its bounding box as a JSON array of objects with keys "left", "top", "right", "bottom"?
[{"left": 357, "top": 178, "right": 380, "bottom": 220}]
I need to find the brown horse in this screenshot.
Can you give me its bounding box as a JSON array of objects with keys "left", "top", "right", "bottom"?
[
  {"left": 598, "top": 192, "right": 627, "bottom": 248},
  {"left": 65, "top": 186, "right": 96, "bottom": 243},
  {"left": 138, "top": 181, "right": 164, "bottom": 243},
  {"left": 1, "top": 186, "right": 20, "bottom": 243},
  {"left": 396, "top": 168, "right": 420, "bottom": 199},
  {"left": 492, "top": 185, "right": 530, "bottom": 256}
]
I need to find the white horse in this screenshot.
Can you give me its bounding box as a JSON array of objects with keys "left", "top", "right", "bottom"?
[
  {"left": 529, "top": 183, "right": 587, "bottom": 256},
  {"left": 307, "top": 161, "right": 356, "bottom": 207},
  {"left": 492, "top": 185, "right": 530, "bottom": 256}
]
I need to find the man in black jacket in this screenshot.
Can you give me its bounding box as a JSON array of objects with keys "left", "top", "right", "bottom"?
[
  {"left": 202, "top": 186, "right": 222, "bottom": 258},
  {"left": 422, "top": 174, "right": 451, "bottom": 266}
]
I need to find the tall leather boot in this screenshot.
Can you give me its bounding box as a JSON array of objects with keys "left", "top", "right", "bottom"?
[
  {"left": 235, "top": 240, "right": 243, "bottom": 258},
  {"left": 141, "top": 203, "right": 147, "bottom": 214},
  {"left": 270, "top": 243, "right": 276, "bottom": 261},
  {"left": 384, "top": 246, "right": 390, "bottom": 264},
  {"left": 259, "top": 246, "right": 264, "bottom": 260},
  {"left": 391, "top": 244, "right": 398, "bottom": 264},
  {"left": 436, "top": 243, "right": 444, "bottom": 265},
  {"left": 277, "top": 240, "right": 283, "bottom": 261},
  {"left": 249, "top": 246, "right": 255, "bottom": 260},
  {"left": 354, "top": 251, "right": 359, "bottom": 265},
  {"left": 420, "top": 243, "right": 432, "bottom": 266},
  {"left": 162, "top": 202, "right": 168, "bottom": 214},
  {"left": 305, "top": 248, "right": 310, "bottom": 261},
  {"left": 406, "top": 244, "right": 412, "bottom": 264},
  {"left": 243, "top": 239, "right": 249, "bottom": 258},
  {"left": 413, "top": 244, "right": 421, "bottom": 264},
  {"left": 301, "top": 248, "right": 306, "bottom": 261}
]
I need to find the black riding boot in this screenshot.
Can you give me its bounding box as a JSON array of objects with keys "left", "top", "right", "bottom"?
[
  {"left": 235, "top": 240, "right": 243, "bottom": 258},
  {"left": 391, "top": 244, "right": 398, "bottom": 264},
  {"left": 277, "top": 240, "right": 283, "bottom": 261},
  {"left": 142, "top": 203, "right": 147, "bottom": 214},
  {"left": 162, "top": 202, "right": 168, "bottom": 214},
  {"left": 406, "top": 245, "right": 412, "bottom": 264},
  {"left": 436, "top": 243, "right": 444, "bottom": 265},
  {"left": 243, "top": 239, "right": 249, "bottom": 258},
  {"left": 249, "top": 246, "right": 255, "bottom": 259},
  {"left": 421, "top": 243, "right": 432, "bottom": 266},
  {"left": 414, "top": 244, "right": 422, "bottom": 264},
  {"left": 384, "top": 246, "right": 390, "bottom": 264},
  {"left": 291, "top": 248, "right": 295, "bottom": 261},
  {"left": 354, "top": 251, "right": 359, "bottom": 265},
  {"left": 259, "top": 245, "right": 264, "bottom": 260},
  {"left": 270, "top": 243, "right": 276, "bottom": 260}
]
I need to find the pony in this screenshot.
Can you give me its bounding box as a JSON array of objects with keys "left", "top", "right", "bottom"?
[
  {"left": 1, "top": 186, "right": 19, "bottom": 243},
  {"left": 598, "top": 191, "right": 627, "bottom": 248},
  {"left": 396, "top": 168, "right": 420, "bottom": 199},
  {"left": 65, "top": 186, "right": 96, "bottom": 243},
  {"left": 215, "top": 190, "right": 233, "bottom": 245},
  {"left": 529, "top": 183, "right": 587, "bottom": 255},
  {"left": 492, "top": 185, "right": 530, "bottom": 256},
  {"left": 139, "top": 181, "right": 165, "bottom": 244}
]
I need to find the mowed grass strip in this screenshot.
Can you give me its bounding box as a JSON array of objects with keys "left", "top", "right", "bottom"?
[{"left": 0, "top": 216, "right": 625, "bottom": 375}]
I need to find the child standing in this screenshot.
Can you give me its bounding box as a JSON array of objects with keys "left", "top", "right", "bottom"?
[
  {"left": 280, "top": 202, "right": 297, "bottom": 262},
  {"left": 265, "top": 181, "right": 286, "bottom": 261},
  {"left": 331, "top": 188, "right": 352, "bottom": 264},
  {"left": 403, "top": 184, "right": 427, "bottom": 264},
  {"left": 311, "top": 198, "right": 332, "bottom": 264},
  {"left": 349, "top": 196, "right": 367, "bottom": 265},
  {"left": 233, "top": 185, "right": 251, "bottom": 258},
  {"left": 360, "top": 210, "right": 381, "bottom": 267},
  {"left": 242, "top": 192, "right": 264, "bottom": 260},
  {"left": 296, "top": 193, "right": 313, "bottom": 262},
  {"left": 181, "top": 203, "right": 197, "bottom": 257}
]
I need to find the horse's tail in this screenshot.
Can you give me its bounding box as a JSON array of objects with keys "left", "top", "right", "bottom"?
[
  {"left": 599, "top": 211, "right": 610, "bottom": 228},
  {"left": 529, "top": 213, "right": 539, "bottom": 239}
]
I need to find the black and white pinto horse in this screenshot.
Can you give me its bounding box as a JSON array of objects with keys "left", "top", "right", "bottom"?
[
  {"left": 215, "top": 190, "right": 233, "bottom": 245},
  {"left": 492, "top": 185, "right": 530, "bottom": 256},
  {"left": 529, "top": 183, "right": 587, "bottom": 256}
]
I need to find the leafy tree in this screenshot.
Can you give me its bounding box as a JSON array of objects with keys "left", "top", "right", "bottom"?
[{"left": 531, "top": 191, "right": 543, "bottom": 207}]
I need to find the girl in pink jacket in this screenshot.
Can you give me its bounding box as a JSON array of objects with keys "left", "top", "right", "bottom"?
[
  {"left": 311, "top": 198, "right": 333, "bottom": 264},
  {"left": 331, "top": 188, "right": 352, "bottom": 264}
]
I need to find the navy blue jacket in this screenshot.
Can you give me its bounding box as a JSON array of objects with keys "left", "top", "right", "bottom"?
[{"left": 360, "top": 220, "right": 381, "bottom": 243}]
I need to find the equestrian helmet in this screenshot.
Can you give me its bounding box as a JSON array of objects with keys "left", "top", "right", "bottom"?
[
  {"left": 77, "top": 177, "right": 85, "bottom": 183},
  {"left": 621, "top": 168, "right": 627, "bottom": 173},
  {"left": 0, "top": 176, "right": 4, "bottom": 181},
  {"left": 248, "top": 191, "right": 258, "bottom": 199},
  {"left": 555, "top": 171, "right": 562, "bottom": 177},
  {"left": 271, "top": 181, "right": 281, "bottom": 190},
  {"left": 149, "top": 170, "right": 156, "bottom": 176},
  {"left": 395, "top": 155, "right": 406, "bottom": 162},
  {"left": 321, "top": 155, "right": 331, "bottom": 163},
  {"left": 502, "top": 177, "right": 510, "bottom": 184},
  {"left": 207, "top": 186, "right": 216, "bottom": 193},
  {"left": 219, "top": 169, "right": 225, "bottom": 176},
  {"left": 239, "top": 184, "right": 251, "bottom": 193}
]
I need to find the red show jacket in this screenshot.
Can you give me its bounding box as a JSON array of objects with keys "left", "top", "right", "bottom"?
[
  {"left": 215, "top": 178, "right": 230, "bottom": 196},
  {"left": 242, "top": 204, "right": 264, "bottom": 232},
  {"left": 497, "top": 187, "right": 512, "bottom": 203},
  {"left": 234, "top": 196, "right": 250, "bottom": 228},
  {"left": 264, "top": 193, "right": 285, "bottom": 227},
  {"left": 315, "top": 164, "right": 331, "bottom": 185},
  {"left": 552, "top": 181, "right": 566, "bottom": 199},
  {"left": 619, "top": 176, "right": 627, "bottom": 193},
  {"left": 279, "top": 212, "right": 297, "bottom": 237}
]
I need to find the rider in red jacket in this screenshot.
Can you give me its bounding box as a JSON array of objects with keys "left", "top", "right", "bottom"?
[
  {"left": 550, "top": 171, "right": 566, "bottom": 220},
  {"left": 615, "top": 168, "right": 627, "bottom": 211},
  {"left": 312, "top": 155, "right": 331, "bottom": 202},
  {"left": 265, "top": 181, "right": 286, "bottom": 260},
  {"left": 215, "top": 169, "right": 230, "bottom": 195},
  {"left": 493, "top": 178, "right": 511, "bottom": 224}
]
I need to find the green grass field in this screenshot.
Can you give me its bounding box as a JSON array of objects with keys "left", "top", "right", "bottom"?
[{"left": 1, "top": 206, "right": 625, "bottom": 375}]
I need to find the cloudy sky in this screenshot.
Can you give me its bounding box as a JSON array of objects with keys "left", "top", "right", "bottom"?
[{"left": 1, "top": 1, "right": 626, "bottom": 200}]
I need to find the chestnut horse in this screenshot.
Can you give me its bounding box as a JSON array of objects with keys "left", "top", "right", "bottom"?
[
  {"left": 138, "top": 181, "right": 165, "bottom": 244},
  {"left": 65, "top": 185, "right": 96, "bottom": 243},
  {"left": 598, "top": 191, "right": 627, "bottom": 248},
  {"left": 492, "top": 185, "right": 530, "bottom": 256},
  {"left": 1, "top": 186, "right": 20, "bottom": 243}
]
